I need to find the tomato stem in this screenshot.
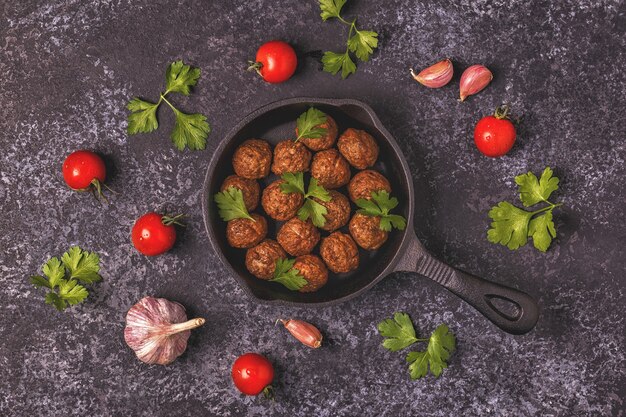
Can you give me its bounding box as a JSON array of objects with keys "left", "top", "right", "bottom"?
[
  {"left": 247, "top": 61, "right": 263, "bottom": 77},
  {"left": 262, "top": 385, "right": 275, "bottom": 401},
  {"left": 494, "top": 105, "right": 510, "bottom": 120},
  {"left": 162, "top": 214, "right": 185, "bottom": 227}
]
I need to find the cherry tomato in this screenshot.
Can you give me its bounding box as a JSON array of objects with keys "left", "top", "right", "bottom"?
[
  {"left": 232, "top": 353, "right": 274, "bottom": 396},
  {"left": 62, "top": 150, "right": 106, "bottom": 190},
  {"left": 249, "top": 41, "right": 297, "bottom": 84},
  {"left": 131, "top": 213, "right": 181, "bottom": 256},
  {"left": 473, "top": 106, "right": 517, "bottom": 157}
]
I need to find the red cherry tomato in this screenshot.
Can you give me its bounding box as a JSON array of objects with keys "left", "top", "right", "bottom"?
[
  {"left": 131, "top": 212, "right": 179, "bottom": 256},
  {"left": 473, "top": 106, "right": 517, "bottom": 157},
  {"left": 62, "top": 150, "right": 106, "bottom": 190},
  {"left": 249, "top": 41, "right": 297, "bottom": 84},
  {"left": 232, "top": 353, "right": 274, "bottom": 396}
]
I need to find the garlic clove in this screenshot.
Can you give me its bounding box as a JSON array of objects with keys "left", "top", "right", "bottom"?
[
  {"left": 279, "top": 319, "right": 323, "bottom": 348},
  {"left": 459, "top": 64, "right": 493, "bottom": 102},
  {"left": 124, "top": 296, "right": 205, "bottom": 365},
  {"left": 410, "top": 59, "right": 454, "bottom": 88}
]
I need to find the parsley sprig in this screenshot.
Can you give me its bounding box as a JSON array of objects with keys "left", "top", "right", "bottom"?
[
  {"left": 214, "top": 187, "right": 255, "bottom": 222},
  {"left": 319, "top": 0, "right": 379, "bottom": 79},
  {"left": 127, "top": 60, "right": 210, "bottom": 151},
  {"left": 30, "top": 246, "right": 103, "bottom": 311},
  {"left": 378, "top": 312, "right": 456, "bottom": 380},
  {"left": 488, "top": 167, "right": 563, "bottom": 252},
  {"left": 355, "top": 191, "right": 407, "bottom": 231},
  {"left": 280, "top": 172, "right": 331, "bottom": 227},
  {"left": 270, "top": 258, "right": 308, "bottom": 291},
  {"left": 296, "top": 107, "right": 328, "bottom": 141}
]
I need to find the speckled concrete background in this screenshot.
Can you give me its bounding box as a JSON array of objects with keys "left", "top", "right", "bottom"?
[{"left": 1, "top": 1, "right": 624, "bottom": 416}]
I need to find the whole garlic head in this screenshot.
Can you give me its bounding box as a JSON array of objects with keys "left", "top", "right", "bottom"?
[{"left": 124, "top": 296, "right": 205, "bottom": 365}]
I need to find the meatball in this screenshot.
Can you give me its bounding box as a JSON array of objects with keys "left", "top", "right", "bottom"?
[
  {"left": 310, "top": 149, "right": 351, "bottom": 189},
  {"left": 348, "top": 213, "right": 388, "bottom": 250},
  {"left": 320, "top": 232, "right": 359, "bottom": 273},
  {"left": 226, "top": 213, "right": 268, "bottom": 249},
  {"left": 337, "top": 128, "right": 379, "bottom": 169},
  {"left": 293, "top": 254, "right": 328, "bottom": 293},
  {"left": 277, "top": 217, "right": 320, "bottom": 256},
  {"left": 245, "top": 239, "right": 286, "bottom": 280},
  {"left": 262, "top": 179, "right": 304, "bottom": 221},
  {"left": 298, "top": 115, "right": 338, "bottom": 151},
  {"left": 271, "top": 140, "right": 312, "bottom": 176},
  {"left": 314, "top": 191, "right": 350, "bottom": 232},
  {"left": 220, "top": 175, "right": 260, "bottom": 211},
  {"left": 348, "top": 170, "right": 392, "bottom": 203},
  {"left": 233, "top": 139, "right": 272, "bottom": 179}
]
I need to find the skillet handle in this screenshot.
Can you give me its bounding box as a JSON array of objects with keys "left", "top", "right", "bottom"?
[{"left": 396, "top": 233, "right": 539, "bottom": 335}]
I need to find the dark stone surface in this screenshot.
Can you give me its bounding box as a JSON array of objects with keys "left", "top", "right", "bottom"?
[{"left": 1, "top": 1, "right": 624, "bottom": 416}]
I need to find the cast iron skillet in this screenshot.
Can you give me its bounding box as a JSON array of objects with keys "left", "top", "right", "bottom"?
[{"left": 202, "top": 97, "right": 539, "bottom": 335}]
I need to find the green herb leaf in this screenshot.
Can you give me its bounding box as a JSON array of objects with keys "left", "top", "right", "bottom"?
[
  {"left": 171, "top": 110, "right": 210, "bottom": 151},
  {"left": 42, "top": 257, "right": 65, "bottom": 288},
  {"left": 306, "top": 178, "right": 332, "bottom": 202},
  {"left": 58, "top": 280, "right": 89, "bottom": 305},
  {"left": 377, "top": 312, "right": 419, "bottom": 352},
  {"left": 515, "top": 167, "right": 559, "bottom": 207},
  {"left": 406, "top": 324, "right": 456, "bottom": 379},
  {"left": 296, "top": 107, "right": 328, "bottom": 141},
  {"left": 127, "top": 98, "right": 160, "bottom": 135},
  {"left": 319, "top": 0, "right": 346, "bottom": 21},
  {"left": 528, "top": 211, "right": 557, "bottom": 252},
  {"left": 45, "top": 292, "right": 67, "bottom": 311},
  {"left": 348, "top": 29, "right": 378, "bottom": 62},
  {"left": 298, "top": 199, "right": 328, "bottom": 228},
  {"left": 165, "top": 60, "right": 201, "bottom": 96},
  {"left": 487, "top": 202, "right": 534, "bottom": 250},
  {"left": 61, "top": 246, "right": 102, "bottom": 284},
  {"left": 270, "top": 259, "right": 308, "bottom": 291},
  {"left": 356, "top": 190, "right": 406, "bottom": 231},
  {"left": 214, "top": 187, "right": 254, "bottom": 222},
  {"left": 280, "top": 172, "right": 306, "bottom": 195},
  {"left": 322, "top": 51, "right": 357, "bottom": 79},
  {"left": 30, "top": 275, "right": 52, "bottom": 289}
]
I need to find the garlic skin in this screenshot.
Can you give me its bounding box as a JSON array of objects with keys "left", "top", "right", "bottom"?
[
  {"left": 410, "top": 59, "right": 453, "bottom": 88},
  {"left": 124, "top": 296, "right": 205, "bottom": 365},
  {"left": 280, "top": 319, "right": 322, "bottom": 348},
  {"left": 459, "top": 64, "right": 493, "bottom": 101}
]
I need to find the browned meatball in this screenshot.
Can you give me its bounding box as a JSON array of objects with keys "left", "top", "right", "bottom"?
[
  {"left": 293, "top": 254, "right": 328, "bottom": 293},
  {"left": 220, "top": 175, "right": 260, "bottom": 211},
  {"left": 297, "top": 115, "right": 338, "bottom": 151},
  {"left": 349, "top": 213, "right": 388, "bottom": 250},
  {"left": 348, "top": 170, "right": 392, "bottom": 203},
  {"left": 245, "top": 239, "right": 286, "bottom": 280},
  {"left": 314, "top": 191, "right": 350, "bottom": 232},
  {"left": 310, "top": 149, "right": 351, "bottom": 189},
  {"left": 226, "top": 213, "right": 268, "bottom": 249},
  {"left": 277, "top": 218, "right": 320, "bottom": 256},
  {"left": 233, "top": 139, "right": 272, "bottom": 179},
  {"left": 337, "top": 128, "right": 379, "bottom": 169},
  {"left": 271, "top": 140, "right": 312, "bottom": 175},
  {"left": 320, "top": 232, "right": 359, "bottom": 273},
  {"left": 261, "top": 180, "right": 304, "bottom": 221}
]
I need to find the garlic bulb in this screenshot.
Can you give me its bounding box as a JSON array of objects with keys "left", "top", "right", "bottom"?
[{"left": 124, "top": 296, "right": 205, "bottom": 365}]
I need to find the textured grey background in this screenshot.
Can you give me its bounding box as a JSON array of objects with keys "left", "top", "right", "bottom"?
[{"left": 1, "top": 0, "right": 625, "bottom": 416}]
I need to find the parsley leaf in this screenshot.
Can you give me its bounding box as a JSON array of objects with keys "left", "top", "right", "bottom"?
[
  {"left": 319, "top": 0, "right": 346, "bottom": 21},
  {"left": 487, "top": 167, "right": 562, "bottom": 252},
  {"left": 307, "top": 178, "right": 332, "bottom": 202},
  {"left": 298, "top": 199, "right": 328, "bottom": 228},
  {"left": 406, "top": 324, "right": 456, "bottom": 379},
  {"left": 214, "top": 187, "right": 254, "bottom": 222},
  {"left": 377, "top": 312, "right": 419, "bottom": 352},
  {"left": 348, "top": 29, "right": 378, "bottom": 62},
  {"left": 30, "top": 247, "right": 102, "bottom": 311},
  {"left": 170, "top": 110, "right": 210, "bottom": 151},
  {"left": 296, "top": 107, "right": 328, "bottom": 141},
  {"left": 322, "top": 51, "right": 357, "bottom": 79},
  {"left": 281, "top": 173, "right": 332, "bottom": 227},
  {"left": 127, "top": 98, "right": 159, "bottom": 134},
  {"left": 356, "top": 190, "right": 407, "bottom": 231},
  {"left": 61, "top": 246, "right": 102, "bottom": 284},
  {"left": 280, "top": 172, "right": 306, "bottom": 195},
  {"left": 270, "top": 258, "right": 308, "bottom": 291},
  {"left": 515, "top": 167, "right": 559, "bottom": 207},
  {"left": 165, "top": 60, "right": 201, "bottom": 96}
]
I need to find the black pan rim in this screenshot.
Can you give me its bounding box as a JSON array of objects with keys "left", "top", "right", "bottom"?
[{"left": 201, "top": 97, "right": 416, "bottom": 307}]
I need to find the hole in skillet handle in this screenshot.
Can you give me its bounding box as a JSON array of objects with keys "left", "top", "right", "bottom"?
[{"left": 485, "top": 295, "right": 521, "bottom": 322}]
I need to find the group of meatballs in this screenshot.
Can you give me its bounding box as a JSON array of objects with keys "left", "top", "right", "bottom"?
[{"left": 218, "top": 110, "right": 396, "bottom": 293}]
